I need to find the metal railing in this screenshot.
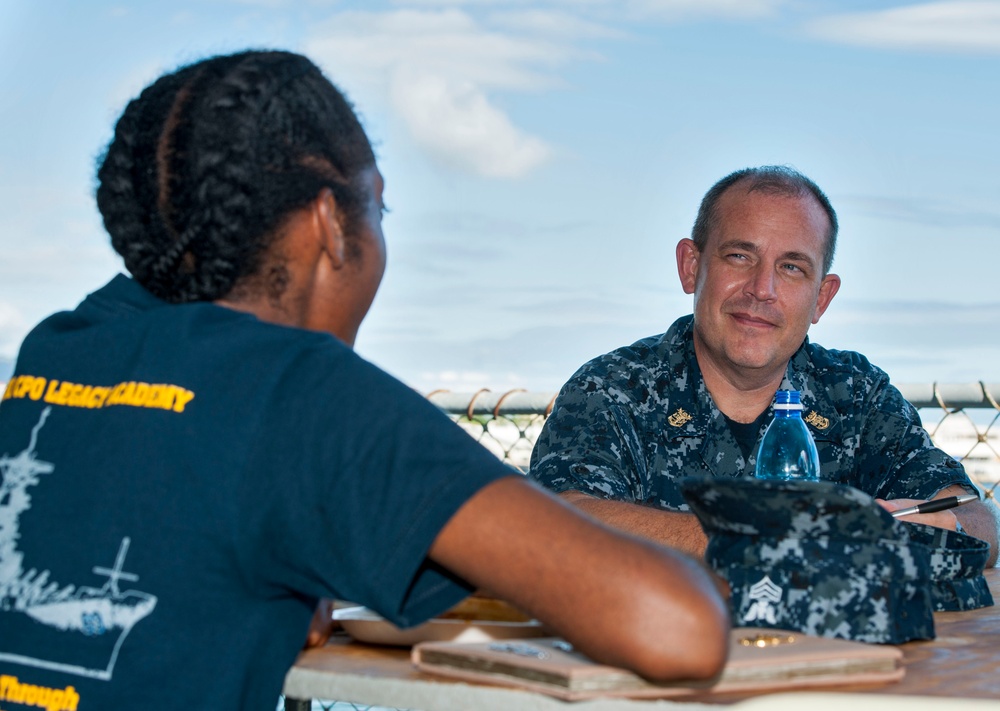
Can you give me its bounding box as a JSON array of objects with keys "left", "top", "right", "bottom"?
[
  {"left": 5, "top": 379, "right": 994, "bottom": 487},
  {"left": 426, "top": 383, "right": 1000, "bottom": 496}
]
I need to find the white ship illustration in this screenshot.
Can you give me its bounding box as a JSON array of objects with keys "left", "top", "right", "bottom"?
[{"left": 0, "top": 407, "right": 157, "bottom": 680}]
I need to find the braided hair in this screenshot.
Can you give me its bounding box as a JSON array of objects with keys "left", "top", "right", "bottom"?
[{"left": 96, "top": 50, "right": 376, "bottom": 303}]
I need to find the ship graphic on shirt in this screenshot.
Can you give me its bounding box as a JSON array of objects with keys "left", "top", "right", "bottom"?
[{"left": 0, "top": 407, "right": 157, "bottom": 680}]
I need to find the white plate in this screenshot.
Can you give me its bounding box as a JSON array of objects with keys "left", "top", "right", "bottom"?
[{"left": 334, "top": 605, "right": 546, "bottom": 647}]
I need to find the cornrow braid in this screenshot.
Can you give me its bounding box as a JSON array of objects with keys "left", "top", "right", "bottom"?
[{"left": 96, "top": 50, "right": 375, "bottom": 303}]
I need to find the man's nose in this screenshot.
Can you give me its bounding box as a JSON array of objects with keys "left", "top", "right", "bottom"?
[{"left": 744, "top": 264, "right": 777, "bottom": 302}]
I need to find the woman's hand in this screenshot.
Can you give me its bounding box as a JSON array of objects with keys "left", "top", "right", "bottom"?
[{"left": 304, "top": 598, "right": 338, "bottom": 649}]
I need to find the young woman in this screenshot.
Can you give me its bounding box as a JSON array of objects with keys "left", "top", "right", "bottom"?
[{"left": 0, "top": 50, "right": 728, "bottom": 710}]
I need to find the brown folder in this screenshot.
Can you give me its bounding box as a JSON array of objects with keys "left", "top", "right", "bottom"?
[{"left": 412, "top": 628, "right": 904, "bottom": 700}]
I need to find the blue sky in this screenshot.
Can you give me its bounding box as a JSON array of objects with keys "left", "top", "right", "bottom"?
[{"left": 1, "top": 0, "right": 999, "bottom": 393}]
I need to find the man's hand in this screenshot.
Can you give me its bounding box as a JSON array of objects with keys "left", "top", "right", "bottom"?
[
  {"left": 878, "top": 484, "right": 1000, "bottom": 567},
  {"left": 876, "top": 496, "right": 961, "bottom": 530}
]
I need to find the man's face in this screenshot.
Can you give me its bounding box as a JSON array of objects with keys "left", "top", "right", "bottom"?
[{"left": 676, "top": 186, "right": 841, "bottom": 384}]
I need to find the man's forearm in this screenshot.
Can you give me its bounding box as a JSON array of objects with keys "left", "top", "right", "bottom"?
[
  {"left": 559, "top": 490, "right": 708, "bottom": 558},
  {"left": 562, "top": 486, "right": 1000, "bottom": 568}
]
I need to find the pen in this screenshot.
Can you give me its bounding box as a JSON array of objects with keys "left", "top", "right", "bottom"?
[{"left": 890, "top": 494, "right": 978, "bottom": 518}]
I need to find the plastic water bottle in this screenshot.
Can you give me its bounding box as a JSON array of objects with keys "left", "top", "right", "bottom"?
[{"left": 754, "top": 390, "right": 820, "bottom": 481}]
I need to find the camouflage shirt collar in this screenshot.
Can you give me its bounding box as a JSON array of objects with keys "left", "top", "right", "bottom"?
[
  {"left": 784, "top": 340, "right": 842, "bottom": 441},
  {"left": 656, "top": 315, "right": 713, "bottom": 435},
  {"left": 658, "top": 315, "right": 841, "bottom": 442}
]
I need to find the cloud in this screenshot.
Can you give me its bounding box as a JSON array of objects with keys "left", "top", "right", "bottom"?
[
  {"left": 304, "top": 8, "right": 597, "bottom": 178},
  {"left": 0, "top": 357, "right": 12, "bottom": 384},
  {"left": 413, "top": 368, "right": 527, "bottom": 392},
  {"left": 807, "top": 1, "right": 1000, "bottom": 53},
  {"left": 622, "top": 0, "right": 788, "bottom": 21},
  {"left": 224, "top": 0, "right": 295, "bottom": 7},
  {"left": 360, "top": 288, "right": 1000, "bottom": 394},
  {"left": 840, "top": 194, "right": 1000, "bottom": 230},
  {"left": 389, "top": 68, "right": 551, "bottom": 177},
  {"left": 366, "top": 320, "right": 663, "bottom": 393},
  {"left": 359, "top": 278, "right": 689, "bottom": 392},
  {"left": 0, "top": 176, "right": 120, "bottom": 352},
  {"left": 0, "top": 301, "right": 27, "bottom": 359},
  {"left": 392, "top": 0, "right": 522, "bottom": 6},
  {"left": 487, "top": 8, "right": 624, "bottom": 38},
  {"left": 811, "top": 298, "right": 1000, "bottom": 382},
  {"left": 105, "top": 60, "right": 172, "bottom": 120},
  {"left": 399, "top": 0, "right": 788, "bottom": 20},
  {"left": 301, "top": 0, "right": 817, "bottom": 177}
]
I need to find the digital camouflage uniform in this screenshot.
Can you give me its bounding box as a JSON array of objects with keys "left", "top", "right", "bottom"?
[{"left": 529, "top": 315, "right": 975, "bottom": 507}]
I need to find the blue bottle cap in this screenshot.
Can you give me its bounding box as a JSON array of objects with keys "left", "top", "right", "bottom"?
[{"left": 774, "top": 389, "right": 802, "bottom": 410}]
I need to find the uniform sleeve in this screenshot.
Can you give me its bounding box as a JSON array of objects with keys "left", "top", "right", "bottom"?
[
  {"left": 856, "top": 379, "right": 976, "bottom": 500},
  {"left": 527, "top": 360, "right": 651, "bottom": 502}
]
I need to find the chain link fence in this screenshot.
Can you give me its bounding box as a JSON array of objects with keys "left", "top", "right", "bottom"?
[
  {"left": 426, "top": 384, "right": 1000, "bottom": 496},
  {"left": 279, "top": 701, "right": 398, "bottom": 711}
]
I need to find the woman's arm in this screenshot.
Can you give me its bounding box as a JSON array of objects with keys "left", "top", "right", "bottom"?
[{"left": 429, "top": 476, "right": 731, "bottom": 682}]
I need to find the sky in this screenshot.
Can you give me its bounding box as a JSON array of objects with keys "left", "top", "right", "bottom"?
[{"left": 1, "top": 0, "right": 999, "bottom": 394}]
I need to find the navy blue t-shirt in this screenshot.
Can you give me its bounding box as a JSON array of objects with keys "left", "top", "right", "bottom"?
[{"left": 0, "top": 275, "right": 511, "bottom": 710}]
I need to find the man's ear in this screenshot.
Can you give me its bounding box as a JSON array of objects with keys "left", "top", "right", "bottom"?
[
  {"left": 812, "top": 273, "right": 841, "bottom": 324},
  {"left": 676, "top": 239, "right": 700, "bottom": 295},
  {"left": 315, "top": 187, "right": 346, "bottom": 270}
]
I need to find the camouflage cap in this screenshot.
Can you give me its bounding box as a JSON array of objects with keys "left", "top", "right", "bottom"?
[
  {"left": 904, "top": 522, "right": 993, "bottom": 612},
  {"left": 679, "top": 476, "right": 943, "bottom": 644}
]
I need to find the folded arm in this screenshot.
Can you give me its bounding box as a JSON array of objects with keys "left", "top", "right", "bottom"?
[
  {"left": 558, "top": 490, "right": 709, "bottom": 558},
  {"left": 429, "top": 476, "right": 730, "bottom": 682}
]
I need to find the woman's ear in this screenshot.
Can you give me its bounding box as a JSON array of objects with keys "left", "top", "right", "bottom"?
[{"left": 314, "top": 187, "right": 346, "bottom": 270}]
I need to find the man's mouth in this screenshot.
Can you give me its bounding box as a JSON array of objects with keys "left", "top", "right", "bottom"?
[{"left": 729, "top": 311, "right": 778, "bottom": 329}]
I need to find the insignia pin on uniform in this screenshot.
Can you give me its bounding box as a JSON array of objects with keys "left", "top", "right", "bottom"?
[
  {"left": 668, "top": 408, "right": 692, "bottom": 427},
  {"left": 804, "top": 411, "right": 830, "bottom": 430}
]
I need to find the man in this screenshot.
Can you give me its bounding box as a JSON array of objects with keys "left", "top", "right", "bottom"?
[{"left": 529, "top": 166, "right": 999, "bottom": 565}]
